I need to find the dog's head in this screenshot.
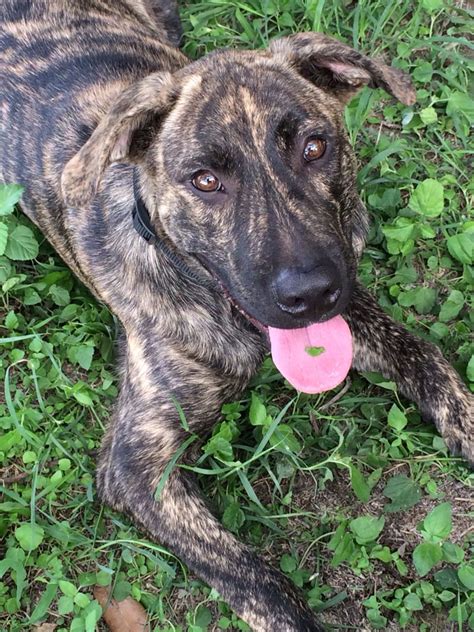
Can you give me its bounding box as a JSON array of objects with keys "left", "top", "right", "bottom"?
[{"left": 62, "top": 33, "right": 414, "bottom": 330}]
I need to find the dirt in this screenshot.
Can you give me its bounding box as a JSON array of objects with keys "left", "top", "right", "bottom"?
[{"left": 289, "top": 465, "right": 473, "bottom": 631}]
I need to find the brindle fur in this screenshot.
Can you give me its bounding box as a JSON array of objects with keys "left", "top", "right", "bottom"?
[{"left": 1, "top": 2, "right": 472, "bottom": 630}]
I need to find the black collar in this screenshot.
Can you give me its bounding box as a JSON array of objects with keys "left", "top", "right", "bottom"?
[{"left": 132, "top": 171, "right": 215, "bottom": 289}]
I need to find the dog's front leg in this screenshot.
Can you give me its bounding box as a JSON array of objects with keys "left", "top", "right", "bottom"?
[
  {"left": 345, "top": 283, "right": 473, "bottom": 464},
  {"left": 96, "top": 339, "right": 324, "bottom": 632}
]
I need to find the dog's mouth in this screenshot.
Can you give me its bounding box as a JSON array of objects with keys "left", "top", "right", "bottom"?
[
  {"left": 220, "top": 283, "right": 269, "bottom": 334},
  {"left": 195, "top": 255, "right": 353, "bottom": 394}
]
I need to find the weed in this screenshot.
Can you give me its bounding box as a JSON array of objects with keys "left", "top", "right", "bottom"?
[{"left": 1, "top": 0, "right": 473, "bottom": 630}]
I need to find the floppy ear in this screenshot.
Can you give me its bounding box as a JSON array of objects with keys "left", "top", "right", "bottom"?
[
  {"left": 269, "top": 33, "right": 416, "bottom": 106},
  {"left": 61, "top": 72, "right": 180, "bottom": 208}
]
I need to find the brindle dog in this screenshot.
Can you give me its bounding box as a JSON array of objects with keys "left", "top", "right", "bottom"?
[{"left": 1, "top": 1, "right": 472, "bottom": 630}]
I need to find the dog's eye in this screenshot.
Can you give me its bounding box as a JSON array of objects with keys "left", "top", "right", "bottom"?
[
  {"left": 192, "top": 170, "right": 223, "bottom": 192},
  {"left": 303, "top": 138, "right": 327, "bottom": 162}
]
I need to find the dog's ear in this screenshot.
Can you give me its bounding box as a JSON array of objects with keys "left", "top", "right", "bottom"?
[
  {"left": 270, "top": 33, "right": 416, "bottom": 106},
  {"left": 61, "top": 72, "right": 180, "bottom": 208}
]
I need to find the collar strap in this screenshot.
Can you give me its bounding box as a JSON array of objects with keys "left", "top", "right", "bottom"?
[{"left": 132, "top": 171, "right": 215, "bottom": 289}]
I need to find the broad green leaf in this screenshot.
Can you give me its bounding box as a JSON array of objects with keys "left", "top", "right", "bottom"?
[
  {"left": 72, "top": 345, "right": 94, "bottom": 371},
  {"left": 0, "top": 221, "right": 8, "bottom": 255},
  {"left": 331, "top": 532, "right": 355, "bottom": 567},
  {"left": 59, "top": 303, "right": 79, "bottom": 321},
  {"left": 74, "top": 592, "right": 90, "bottom": 608},
  {"left": 438, "top": 290, "right": 464, "bottom": 322},
  {"left": 368, "top": 188, "right": 401, "bottom": 210},
  {"left": 447, "top": 232, "right": 473, "bottom": 265},
  {"left": 205, "top": 436, "right": 233, "bottom": 461},
  {"left": 366, "top": 608, "right": 387, "bottom": 629},
  {"left": 29, "top": 337, "right": 42, "bottom": 353},
  {"left": 22, "top": 450, "right": 36, "bottom": 464},
  {"left": 23, "top": 288, "right": 41, "bottom": 305},
  {"left": 59, "top": 580, "right": 77, "bottom": 597},
  {"left": 70, "top": 616, "right": 85, "bottom": 632},
  {"left": 15, "top": 523, "right": 44, "bottom": 551},
  {"left": 350, "top": 516, "right": 385, "bottom": 545},
  {"left": 270, "top": 423, "right": 301, "bottom": 453},
  {"left": 413, "top": 61, "right": 433, "bottom": 83},
  {"left": 438, "top": 590, "right": 456, "bottom": 602},
  {"left": 113, "top": 580, "right": 131, "bottom": 601},
  {"left": 350, "top": 465, "right": 370, "bottom": 502},
  {"left": 447, "top": 91, "right": 474, "bottom": 123},
  {"left": 458, "top": 565, "right": 474, "bottom": 590},
  {"left": 409, "top": 179, "right": 444, "bottom": 217},
  {"left": 370, "top": 545, "right": 392, "bottom": 562},
  {"left": 58, "top": 595, "right": 74, "bottom": 615},
  {"left": 430, "top": 322, "right": 449, "bottom": 340},
  {"left": 387, "top": 404, "right": 407, "bottom": 432},
  {"left": 435, "top": 568, "right": 463, "bottom": 590},
  {"left": 362, "top": 371, "right": 397, "bottom": 392},
  {"left": 419, "top": 222, "right": 436, "bottom": 238},
  {"left": 413, "top": 287, "right": 437, "bottom": 315},
  {"left": 422, "top": 502, "right": 452, "bottom": 540},
  {"left": 467, "top": 355, "right": 474, "bottom": 382},
  {"left": 422, "top": 0, "right": 443, "bottom": 12},
  {"left": 249, "top": 393, "right": 267, "bottom": 426},
  {"left": 5, "top": 310, "right": 19, "bottom": 330},
  {"left": 280, "top": 554, "right": 297, "bottom": 573},
  {"left": 0, "top": 184, "right": 23, "bottom": 215},
  {"left": 404, "top": 593, "right": 423, "bottom": 611},
  {"left": 386, "top": 237, "right": 415, "bottom": 256},
  {"left": 448, "top": 603, "right": 469, "bottom": 624},
  {"left": 194, "top": 605, "right": 213, "bottom": 628},
  {"left": 419, "top": 106, "right": 437, "bottom": 124},
  {"left": 73, "top": 390, "right": 93, "bottom": 406},
  {"left": 222, "top": 502, "right": 245, "bottom": 531},
  {"left": 4, "top": 225, "right": 39, "bottom": 260},
  {"left": 383, "top": 475, "right": 421, "bottom": 512},
  {"left": 84, "top": 601, "right": 102, "bottom": 632},
  {"left": 413, "top": 542, "right": 443, "bottom": 576},
  {"left": 49, "top": 284, "right": 70, "bottom": 306},
  {"left": 0, "top": 429, "right": 21, "bottom": 451},
  {"left": 328, "top": 523, "right": 346, "bottom": 551},
  {"left": 442, "top": 542, "right": 464, "bottom": 564},
  {"left": 382, "top": 217, "right": 416, "bottom": 242}
]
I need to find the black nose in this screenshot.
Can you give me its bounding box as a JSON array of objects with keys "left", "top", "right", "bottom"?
[{"left": 273, "top": 263, "right": 342, "bottom": 318}]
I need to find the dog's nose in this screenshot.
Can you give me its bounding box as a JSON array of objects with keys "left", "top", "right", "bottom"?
[{"left": 273, "top": 263, "right": 342, "bottom": 319}]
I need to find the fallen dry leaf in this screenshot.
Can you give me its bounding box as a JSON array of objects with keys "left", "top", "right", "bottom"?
[
  {"left": 94, "top": 586, "right": 150, "bottom": 632},
  {"left": 34, "top": 625, "right": 56, "bottom": 632}
]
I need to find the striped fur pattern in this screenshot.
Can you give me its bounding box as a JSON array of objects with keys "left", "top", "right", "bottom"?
[{"left": 1, "top": 2, "right": 472, "bottom": 629}]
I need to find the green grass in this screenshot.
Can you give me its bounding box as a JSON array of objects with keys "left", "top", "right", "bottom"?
[{"left": 1, "top": 0, "right": 473, "bottom": 630}]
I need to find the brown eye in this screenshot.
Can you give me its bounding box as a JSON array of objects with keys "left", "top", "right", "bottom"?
[
  {"left": 303, "top": 138, "right": 327, "bottom": 162},
  {"left": 192, "top": 170, "right": 222, "bottom": 192}
]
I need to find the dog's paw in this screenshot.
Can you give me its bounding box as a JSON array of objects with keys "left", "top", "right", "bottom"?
[
  {"left": 422, "top": 368, "right": 474, "bottom": 467},
  {"left": 442, "top": 408, "right": 474, "bottom": 468}
]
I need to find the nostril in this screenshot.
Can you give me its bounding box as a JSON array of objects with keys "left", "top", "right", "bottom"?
[
  {"left": 324, "top": 287, "right": 341, "bottom": 305},
  {"left": 291, "top": 296, "right": 305, "bottom": 308},
  {"left": 276, "top": 295, "right": 308, "bottom": 314}
]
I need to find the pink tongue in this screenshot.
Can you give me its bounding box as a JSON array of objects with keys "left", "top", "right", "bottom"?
[{"left": 268, "top": 315, "right": 353, "bottom": 394}]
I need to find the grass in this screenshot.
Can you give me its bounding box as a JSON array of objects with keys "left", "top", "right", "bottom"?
[{"left": 0, "top": 0, "right": 473, "bottom": 630}]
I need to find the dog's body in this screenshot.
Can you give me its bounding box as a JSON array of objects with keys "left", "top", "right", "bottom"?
[{"left": 1, "top": 1, "right": 472, "bottom": 630}]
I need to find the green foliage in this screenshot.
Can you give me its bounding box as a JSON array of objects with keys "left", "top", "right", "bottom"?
[
  {"left": 0, "top": 184, "right": 40, "bottom": 260},
  {"left": 14, "top": 523, "right": 45, "bottom": 551},
  {"left": 408, "top": 179, "right": 444, "bottom": 218},
  {"left": 1, "top": 0, "right": 472, "bottom": 630}
]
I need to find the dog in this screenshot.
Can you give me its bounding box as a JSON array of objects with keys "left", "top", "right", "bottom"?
[{"left": 1, "top": 1, "right": 472, "bottom": 630}]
